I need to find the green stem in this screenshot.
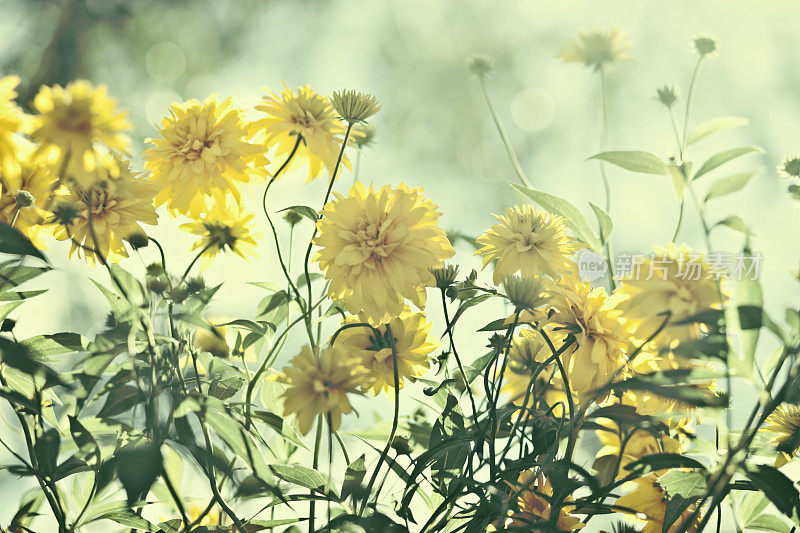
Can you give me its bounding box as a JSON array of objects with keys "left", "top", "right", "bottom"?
[
  {"left": 598, "top": 69, "right": 611, "bottom": 213},
  {"left": 682, "top": 57, "right": 705, "bottom": 147},
  {"left": 309, "top": 414, "right": 324, "bottom": 533}
]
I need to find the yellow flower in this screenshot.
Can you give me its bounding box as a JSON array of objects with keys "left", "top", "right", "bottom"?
[
  {"left": 558, "top": 28, "right": 631, "bottom": 71},
  {"left": 616, "top": 473, "right": 700, "bottom": 533},
  {"left": 252, "top": 84, "right": 348, "bottom": 181},
  {"left": 187, "top": 504, "right": 220, "bottom": 526},
  {"left": 194, "top": 323, "right": 230, "bottom": 358},
  {"left": 32, "top": 81, "right": 131, "bottom": 179},
  {"left": 144, "top": 96, "right": 263, "bottom": 217},
  {"left": 0, "top": 75, "right": 32, "bottom": 175},
  {"left": 476, "top": 205, "right": 580, "bottom": 285},
  {"left": 278, "top": 344, "right": 365, "bottom": 435},
  {"left": 502, "top": 328, "right": 568, "bottom": 415},
  {"left": 0, "top": 140, "right": 56, "bottom": 247},
  {"left": 762, "top": 402, "right": 800, "bottom": 467},
  {"left": 615, "top": 244, "right": 723, "bottom": 349},
  {"left": 51, "top": 160, "right": 158, "bottom": 264},
  {"left": 180, "top": 201, "right": 258, "bottom": 261},
  {"left": 314, "top": 182, "right": 454, "bottom": 325},
  {"left": 500, "top": 470, "right": 585, "bottom": 531},
  {"left": 595, "top": 420, "right": 682, "bottom": 478},
  {"left": 336, "top": 310, "right": 435, "bottom": 396}
]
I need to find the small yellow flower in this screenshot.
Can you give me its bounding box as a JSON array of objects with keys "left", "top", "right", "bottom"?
[
  {"left": 0, "top": 75, "right": 32, "bottom": 175},
  {"left": 616, "top": 473, "right": 701, "bottom": 533},
  {"left": 502, "top": 328, "right": 568, "bottom": 415},
  {"left": 502, "top": 275, "right": 550, "bottom": 312},
  {"left": 252, "top": 84, "right": 348, "bottom": 181},
  {"left": 51, "top": 160, "right": 158, "bottom": 264},
  {"left": 278, "top": 344, "right": 365, "bottom": 435},
  {"left": 615, "top": 244, "right": 724, "bottom": 349},
  {"left": 180, "top": 201, "right": 258, "bottom": 262},
  {"left": 476, "top": 205, "right": 581, "bottom": 285},
  {"left": 762, "top": 402, "right": 800, "bottom": 467},
  {"left": 314, "top": 182, "right": 454, "bottom": 325},
  {"left": 187, "top": 504, "right": 220, "bottom": 526},
  {"left": 336, "top": 310, "right": 435, "bottom": 396},
  {"left": 32, "top": 81, "right": 131, "bottom": 179},
  {"left": 499, "top": 470, "right": 585, "bottom": 531},
  {"left": 558, "top": 28, "right": 631, "bottom": 71},
  {"left": 144, "top": 96, "right": 263, "bottom": 217}
]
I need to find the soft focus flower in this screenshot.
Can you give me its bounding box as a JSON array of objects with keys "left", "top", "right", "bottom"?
[
  {"left": 278, "top": 344, "right": 365, "bottom": 434},
  {"left": 32, "top": 81, "right": 130, "bottom": 179},
  {"left": 476, "top": 205, "right": 580, "bottom": 285},
  {"left": 0, "top": 75, "right": 31, "bottom": 175},
  {"left": 502, "top": 328, "right": 568, "bottom": 415},
  {"left": 51, "top": 160, "right": 158, "bottom": 264},
  {"left": 336, "top": 310, "right": 435, "bottom": 396},
  {"left": 466, "top": 54, "right": 494, "bottom": 78},
  {"left": 430, "top": 264, "right": 459, "bottom": 290},
  {"left": 331, "top": 89, "right": 381, "bottom": 124},
  {"left": 615, "top": 244, "right": 723, "bottom": 349},
  {"left": 778, "top": 155, "right": 800, "bottom": 179},
  {"left": 595, "top": 420, "right": 682, "bottom": 478},
  {"left": 253, "top": 85, "right": 347, "bottom": 182},
  {"left": 543, "top": 272, "right": 632, "bottom": 399},
  {"left": 692, "top": 35, "right": 719, "bottom": 57},
  {"left": 762, "top": 402, "right": 800, "bottom": 467},
  {"left": 180, "top": 201, "right": 258, "bottom": 262},
  {"left": 144, "top": 96, "right": 263, "bottom": 217},
  {"left": 616, "top": 473, "right": 700, "bottom": 533},
  {"left": 558, "top": 28, "right": 631, "bottom": 71},
  {"left": 503, "top": 275, "right": 549, "bottom": 312},
  {"left": 352, "top": 123, "right": 377, "bottom": 148},
  {"left": 500, "top": 470, "right": 585, "bottom": 531},
  {"left": 194, "top": 323, "right": 230, "bottom": 358},
  {"left": 187, "top": 504, "right": 220, "bottom": 526},
  {"left": 314, "top": 182, "right": 454, "bottom": 325},
  {"left": 656, "top": 85, "right": 680, "bottom": 108}
]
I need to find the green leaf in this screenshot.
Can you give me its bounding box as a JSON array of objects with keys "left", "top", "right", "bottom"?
[
  {"left": 98, "top": 385, "right": 145, "bottom": 417},
  {"left": 588, "top": 151, "right": 667, "bottom": 174},
  {"left": 0, "top": 301, "right": 23, "bottom": 323},
  {"left": 270, "top": 464, "right": 327, "bottom": 491},
  {"left": 693, "top": 146, "right": 763, "bottom": 181},
  {"left": 278, "top": 205, "right": 319, "bottom": 223},
  {"left": 602, "top": 369, "right": 728, "bottom": 408},
  {"left": 739, "top": 492, "right": 771, "bottom": 525},
  {"left": 115, "top": 444, "right": 163, "bottom": 505},
  {"left": 663, "top": 494, "right": 698, "bottom": 533},
  {"left": 746, "top": 464, "right": 800, "bottom": 520},
  {"left": 687, "top": 116, "right": 748, "bottom": 146},
  {"left": 713, "top": 215, "right": 750, "bottom": 234},
  {"left": 589, "top": 202, "right": 613, "bottom": 243},
  {"left": 745, "top": 514, "right": 791, "bottom": 532},
  {"left": 737, "top": 275, "right": 763, "bottom": 367},
  {"left": 0, "top": 223, "right": 48, "bottom": 262},
  {"left": 657, "top": 470, "right": 708, "bottom": 499},
  {"left": 625, "top": 453, "right": 706, "bottom": 475},
  {"left": 510, "top": 183, "right": 601, "bottom": 250},
  {"left": 705, "top": 172, "right": 758, "bottom": 202},
  {"left": 21, "top": 332, "right": 88, "bottom": 359},
  {"left": 68, "top": 416, "right": 100, "bottom": 463},
  {"left": 341, "top": 454, "right": 367, "bottom": 502}
]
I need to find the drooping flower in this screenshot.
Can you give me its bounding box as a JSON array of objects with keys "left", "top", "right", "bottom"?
[
  {"left": 253, "top": 85, "right": 347, "bottom": 181},
  {"left": 476, "top": 205, "right": 580, "bottom": 285},
  {"left": 499, "top": 470, "right": 585, "bottom": 531},
  {"left": 0, "top": 75, "right": 32, "bottom": 175},
  {"left": 180, "top": 201, "right": 258, "bottom": 262},
  {"left": 615, "top": 244, "right": 724, "bottom": 349},
  {"left": 762, "top": 402, "right": 800, "bottom": 467},
  {"left": 616, "top": 473, "right": 701, "bottom": 533},
  {"left": 314, "top": 182, "right": 454, "bottom": 325},
  {"left": 32, "top": 81, "right": 131, "bottom": 179},
  {"left": 501, "top": 328, "right": 568, "bottom": 415},
  {"left": 278, "top": 344, "right": 365, "bottom": 434},
  {"left": 50, "top": 160, "right": 158, "bottom": 264},
  {"left": 558, "top": 28, "right": 631, "bottom": 71},
  {"left": 144, "top": 96, "right": 263, "bottom": 217},
  {"left": 336, "top": 310, "right": 436, "bottom": 396}
]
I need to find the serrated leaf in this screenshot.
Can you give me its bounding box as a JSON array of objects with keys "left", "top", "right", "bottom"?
[
  {"left": 693, "top": 146, "right": 763, "bottom": 181},
  {"left": 510, "top": 183, "right": 601, "bottom": 250},
  {"left": 657, "top": 470, "right": 707, "bottom": 499},
  {"left": 687, "top": 116, "right": 748, "bottom": 146},
  {"left": 588, "top": 151, "right": 667, "bottom": 174},
  {"left": 270, "top": 464, "right": 327, "bottom": 491},
  {"left": 705, "top": 172, "right": 758, "bottom": 202}
]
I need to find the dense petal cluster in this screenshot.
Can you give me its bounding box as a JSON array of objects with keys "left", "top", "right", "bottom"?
[
  {"left": 278, "top": 345, "right": 365, "bottom": 434},
  {"left": 0, "top": 76, "right": 31, "bottom": 175},
  {"left": 0, "top": 140, "right": 55, "bottom": 247},
  {"left": 314, "top": 182, "right": 454, "bottom": 325},
  {"left": 180, "top": 201, "right": 258, "bottom": 262},
  {"left": 253, "top": 85, "right": 347, "bottom": 181},
  {"left": 762, "top": 402, "right": 800, "bottom": 466},
  {"left": 477, "top": 205, "right": 580, "bottom": 285},
  {"left": 144, "top": 97, "right": 263, "bottom": 217}
]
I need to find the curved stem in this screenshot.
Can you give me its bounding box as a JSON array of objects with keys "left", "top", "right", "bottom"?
[
  {"left": 682, "top": 57, "right": 705, "bottom": 147},
  {"left": 177, "top": 242, "right": 213, "bottom": 287}
]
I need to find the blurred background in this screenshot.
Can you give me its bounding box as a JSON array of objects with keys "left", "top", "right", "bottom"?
[{"left": 1, "top": 0, "right": 800, "bottom": 523}]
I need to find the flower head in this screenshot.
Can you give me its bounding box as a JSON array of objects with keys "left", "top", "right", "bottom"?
[
  {"left": 337, "top": 310, "right": 435, "bottom": 396},
  {"left": 502, "top": 328, "right": 568, "bottom": 414},
  {"left": 558, "top": 28, "right": 631, "bottom": 71},
  {"left": 503, "top": 275, "right": 549, "bottom": 312},
  {"left": 253, "top": 85, "right": 347, "bottom": 182},
  {"left": 763, "top": 402, "right": 800, "bottom": 467},
  {"left": 500, "top": 470, "right": 585, "bottom": 531},
  {"left": 595, "top": 420, "right": 682, "bottom": 478},
  {"left": 194, "top": 322, "right": 230, "bottom": 358},
  {"left": 144, "top": 96, "right": 263, "bottom": 217},
  {"left": 180, "top": 201, "right": 258, "bottom": 262},
  {"left": 656, "top": 85, "right": 680, "bottom": 108},
  {"left": 778, "top": 155, "right": 800, "bottom": 179},
  {"left": 0, "top": 75, "right": 32, "bottom": 175},
  {"left": 466, "top": 54, "right": 494, "bottom": 78},
  {"left": 32, "top": 81, "right": 130, "bottom": 178},
  {"left": 50, "top": 160, "right": 158, "bottom": 264},
  {"left": 314, "top": 182, "right": 454, "bottom": 325},
  {"left": 352, "top": 123, "right": 377, "bottom": 148},
  {"left": 692, "top": 35, "right": 719, "bottom": 57},
  {"left": 616, "top": 473, "right": 701, "bottom": 533},
  {"left": 477, "top": 205, "right": 581, "bottom": 285},
  {"left": 615, "top": 244, "right": 724, "bottom": 349},
  {"left": 430, "top": 264, "right": 459, "bottom": 290},
  {"left": 331, "top": 90, "right": 381, "bottom": 124},
  {"left": 278, "top": 344, "right": 365, "bottom": 434}
]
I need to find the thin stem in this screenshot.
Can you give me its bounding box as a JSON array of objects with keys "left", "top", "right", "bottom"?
[
  {"left": 598, "top": 69, "right": 611, "bottom": 212},
  {"left": 476, "top": 76, "right": 533, "bottom": 188},
  {"left": 440, "top": 290, "right": 478, "bottom": 423},
  {"left": 682, "top": 57, "right": 705, "bottom": 147},
  {"left": 177, "top": 242, "right": 213, "bottom": 287},
  {"left": 309, "top": 414, "right": 324, "bottom": 533}
]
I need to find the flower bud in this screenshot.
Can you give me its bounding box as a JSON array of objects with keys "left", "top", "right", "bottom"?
[
  {"left": 656, "top": 84, "right": 679, "bottom": 108},
  {"left": 14, "top": 190, "right": 35, "bottom": 208},
  {"left": 693, "top": 35, "right": 719, "bottom": 56},
  {"left": 467, "top": 54, "right": 494, "bottom": 78},
  {"left": 331, "top": 90, "right": 381, "bottom": 124}
]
